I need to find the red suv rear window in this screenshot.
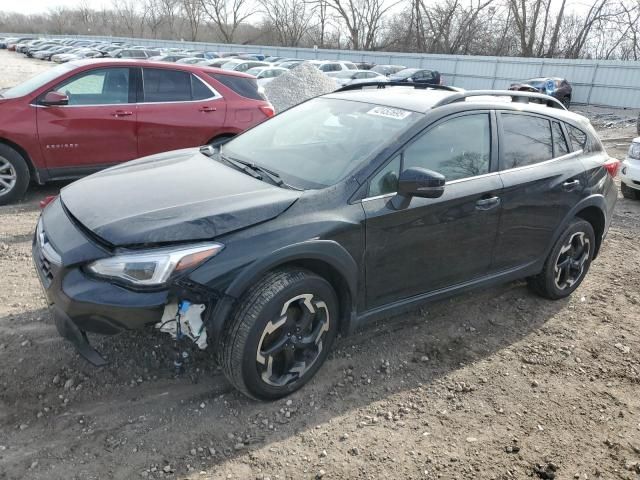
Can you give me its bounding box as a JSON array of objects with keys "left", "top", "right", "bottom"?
[{"left": 210, "top": 73, "right": 265, "bottom": 101}]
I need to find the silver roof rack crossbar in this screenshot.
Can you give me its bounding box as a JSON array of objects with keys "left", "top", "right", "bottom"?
[
  {"left": 432, "top": 90, "right": 567, "bottom": 110},
  {"left": 335, "top": 81, "right": 461, "bottom": 93}
]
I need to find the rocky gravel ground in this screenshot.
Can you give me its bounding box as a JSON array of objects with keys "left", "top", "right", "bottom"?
[{"left": 1, "top": 49, "right": 640, "bottom": 480}]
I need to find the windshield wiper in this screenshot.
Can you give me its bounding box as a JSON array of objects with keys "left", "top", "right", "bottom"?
[
  {"left": 200, "top": 145, "right": 295, "bottom": 189},
  {"left": 225, "top": 156, "right": 285, "bottom": 187}
]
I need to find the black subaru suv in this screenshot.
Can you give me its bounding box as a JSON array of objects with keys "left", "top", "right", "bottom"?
[{"left": 33, "top": 84, "right": 619, "bottom": 400}]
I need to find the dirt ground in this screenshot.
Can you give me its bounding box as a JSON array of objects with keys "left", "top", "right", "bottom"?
[{"left": 1, "top": 49, "right": 640, "bottom": 480}]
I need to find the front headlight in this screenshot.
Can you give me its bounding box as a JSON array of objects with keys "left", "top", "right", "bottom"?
[
  {"left": 86, "top": 243, "right": 224, "bottom": 287},
  {"left": 628, "top": 142, "right": 640, "bottom": 160}
]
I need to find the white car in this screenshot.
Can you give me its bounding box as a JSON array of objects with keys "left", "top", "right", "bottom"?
[
  {"left": 620, "top": 137, "right": 640, "bottom": 200},
  {"left": 245, "top": 66, "right": 288, "bottom": 87},
  {"left": 309, "top": 60, "right": 358, "bottom": 73},
  {"left": 326, "top": 70, "right": 389, "bottom": 87},
  {"left": 221, "top": 59, "right": 270, "bottom": 72}
]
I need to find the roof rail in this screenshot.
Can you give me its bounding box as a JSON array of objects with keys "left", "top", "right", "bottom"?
[
  {"left": 433, "top": 90, "right": 567, "bottom": 110},
  {"left": 334, "top": 81, "right": 461, "bottom": 93}
]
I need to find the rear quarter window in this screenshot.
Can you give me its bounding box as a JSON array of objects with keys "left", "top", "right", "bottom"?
[
  {"left": 209, "top": 73, "right": 265, "bottom": 100},
  {"left": 566, "top": 124, "right": 602, "bottom": 153}
]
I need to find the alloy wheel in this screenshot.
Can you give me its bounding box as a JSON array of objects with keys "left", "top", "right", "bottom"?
[
  {"left": 256, "top": 293, "right": 330, "bottom": 387},
  {"left": 0, "top": 157, "right": 17, "bottom": 197},
  {"left": 554, "top": 231, "right": 590, "bottom": 290}
]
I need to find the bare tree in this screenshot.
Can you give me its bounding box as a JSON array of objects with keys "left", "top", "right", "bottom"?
[
  {"left": 201, "top": 0, "right": 255, "bottom": 43},
  {"left": 258, "top": 0, "right": 311, "bottom": 46},
  {"left": 143, "top": 0, "right": 165, "bottom": 38},
  {"left": 48, "top": 6, "right": 70, "bottom": 34},
  {"left": 160, "top": 0, "right": 180, "bottom": 36},
  {"left": 182, "top": 0, "right": 205, "bottom": 40}
]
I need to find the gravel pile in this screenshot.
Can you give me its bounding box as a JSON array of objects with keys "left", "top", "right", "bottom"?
[{"left": 264, "top": 61, "right": 337, "bottom": 113}]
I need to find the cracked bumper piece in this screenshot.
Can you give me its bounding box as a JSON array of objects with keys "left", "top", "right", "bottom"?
[
  {"left": 34, "top": 239, "right": 168, "bottom": 364},
  {"left": 53, "top": 305, "right": 108, "bottom": 367}
]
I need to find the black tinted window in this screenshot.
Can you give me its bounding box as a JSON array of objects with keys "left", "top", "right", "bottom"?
[
  {"left": 404, "top": 114, "right": 491, "bottom": 181},
  {"left": 143, "top": 68, "right": 191, "bottom": 102},
  {"left": 552, "top": 122, "right": 569, "bottom": 157},
  {"left": 501, "top": 114, "right": 553, "bottom": 168},
  {"left": 567, "top": 125, "right": 587, "bottom": 151},
  {"left": 210, "top": 73, "right": 264, "bottom": 100},
  {"left": 191, "top": 75, "right": 213, "bottom": 100},
  {"left": 369, "top": 155, "right": 401, "bottom": 196}
]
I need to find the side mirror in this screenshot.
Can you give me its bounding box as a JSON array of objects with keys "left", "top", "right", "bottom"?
[
  {"left": 391, "top": 167, "right": 445, "bottom": 209},
  {"left": 42, "top": 91, "right": 68, "bottom": 106}
]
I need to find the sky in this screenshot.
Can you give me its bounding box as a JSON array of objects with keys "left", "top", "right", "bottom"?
[
  {"left": 0, "top": 0, "right": 102, "bottom": 14},
  {"left": 0, "top": 0, "right": 595, "bottom": 16}
]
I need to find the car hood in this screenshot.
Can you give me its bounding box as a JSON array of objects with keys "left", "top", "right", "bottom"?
[{"left": 60, "top": 148, "right": 302, "bottom": 246}]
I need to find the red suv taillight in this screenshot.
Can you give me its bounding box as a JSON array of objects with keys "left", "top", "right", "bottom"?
[
  {"left": 259, "top": 105, "right": 275, "bottom": 118},
  {"left": 39, "top": 195, "right": 58, "bottom": 209},
  {"left": 603, "top": 158, "right": 620, "bottom": 177}
]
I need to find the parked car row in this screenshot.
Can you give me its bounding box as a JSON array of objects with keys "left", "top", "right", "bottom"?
[{"left": 1, "top": 37, "right": 451, "bottom": 89}]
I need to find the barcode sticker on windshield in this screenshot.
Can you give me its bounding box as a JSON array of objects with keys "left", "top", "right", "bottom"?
[{"left": 366, "top": 106, "right": 412, "bottom": 120}]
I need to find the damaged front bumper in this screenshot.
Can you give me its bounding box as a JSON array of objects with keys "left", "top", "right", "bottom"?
[
  {"left": 34, "top": 240, "right": 168, "bottom": 364},
  {"left": 32, "top": 200, "right": 233, "bottom": 366},
  {"left": 32, "top": 210, "right": 168, "bottom": 365}
]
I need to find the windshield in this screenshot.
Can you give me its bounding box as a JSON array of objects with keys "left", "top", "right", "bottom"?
[
  {"left": 221, "top": 97, "right": 422, "bottom": 189},
  {"left": 2, "top": 63, "right": 75, "bottom": 99}
]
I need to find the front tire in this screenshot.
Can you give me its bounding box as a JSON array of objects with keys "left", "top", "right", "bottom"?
[
  {"left": 621, "top": 182, "right": 640, "bottom": 200},
  {"left": 219, "top": 268, "right": 339, "bottom": 400},
  {"left": 0, "top": 144, "right": 30, "bottom": 206},
  {"left": 528, "top": 219, "right": 595, "bottom": 300}
]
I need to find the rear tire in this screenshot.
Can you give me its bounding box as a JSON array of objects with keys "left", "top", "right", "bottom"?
[
  {"left": 218, "top": 268, "right": 339, "bottom": 400},
  {"left": 0, "top": 144, "right": 30, "bottom": 206},
  {"left": 528, "top": 219, "right": 595, "bottom": 300},
  {"left": 621, "top": 182, "right": 640, "bottom": 200}
]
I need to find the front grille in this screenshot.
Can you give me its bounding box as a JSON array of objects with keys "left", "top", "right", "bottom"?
[
  {"left": 34, "top": 219, "right": 61, "bottom": 288},
  {"left": 35, "top": 243, "right": 54, "bottom": 287}
]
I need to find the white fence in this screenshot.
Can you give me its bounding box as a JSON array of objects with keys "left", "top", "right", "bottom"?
[{"left": 7, "top": 33, "right": 640, "bottom": 108}]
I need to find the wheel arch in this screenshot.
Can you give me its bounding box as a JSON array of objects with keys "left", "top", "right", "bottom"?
[
  {"left": 575, "top": 205, "right": 605, "bottom": 257},
  {"left": 547, "top": 195, "right": 607, "bottom": 261},
  {"left": 0, "top": 137, "right": 37, "bottom": 183},
  {"left": 210, "top": 240, "right": 359, "bottom": 343}
]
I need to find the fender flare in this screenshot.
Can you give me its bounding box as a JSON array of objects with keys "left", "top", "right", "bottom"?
[
  {"left": 545, "top": 194, "right": 607, "bottom": 260},
  {"left": 208, "top": 240, "right": 359, "bottom": 343}
]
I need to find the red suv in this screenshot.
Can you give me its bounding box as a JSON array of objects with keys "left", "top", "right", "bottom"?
[{"left": 0, "top": 59, "right": 274, "bottom": 204}]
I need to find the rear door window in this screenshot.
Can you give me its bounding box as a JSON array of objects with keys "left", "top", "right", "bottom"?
[
  {"left": 552, "top": 121, "right": 569, "bottom": 157},
  {"left": 142, "top": 68, "right": 192, "bottom": 102},
  {"left": 191, "top": 75, "right": 214, "bottom": 100},
  {"left": 500, "top": 114, "right": 553, "bottom": 169}
]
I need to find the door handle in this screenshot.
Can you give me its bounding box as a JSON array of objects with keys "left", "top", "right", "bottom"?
[
  {"left": 199, "top": 106, "right": 217, "bottom": 112},
  {"left": 111, "top": 110, "right": 133, "bottom": 117},
  {"left": 562, "top": 179, "right": 580, "bottom": 191},
  {"left": 475, "top": 196, "right": 500, "bottom": 210}
]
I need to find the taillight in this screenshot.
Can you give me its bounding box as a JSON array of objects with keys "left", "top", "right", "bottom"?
[
  {"left": 259, "top": 105, "right": 275, "bottom": 118},
  {"left": 39, "top": 195, "right": 57, "bottom": 209},
  {"left": 603, "top": 158, "right": 620, "bottom": 177}
]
